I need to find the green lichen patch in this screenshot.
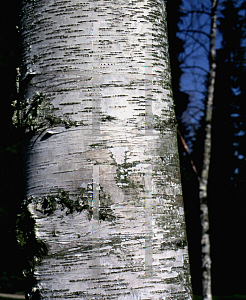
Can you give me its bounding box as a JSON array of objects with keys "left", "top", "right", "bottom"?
[
  {"left": 101, "top": 115, "right": 116, "bottom": 122},
  {"left": 153, "top": 114, "right": 177, "bottom": 131},
  {"left": 160, "top": 239, "right": 187, "bottom": 250},
  {"left": 16, "top": 198, "right": 48, "bottom": 259},
  {"left": 28, "top": 188, "right": 92, "bottom": 216},
  {"left": 98, "top": 187, "right": 116, "bottom": 222},
  {"left": 12, "top": 91, "right": 86, "bottom": 133},
  {"left": 113, "top": 154, "right": 142, "bottom": 200},
  {"left": 28, "top": 186, "right": 115, "bottom": 222},
  {"left": 15, "top": 198, "right": 48, "bottom": 300}
]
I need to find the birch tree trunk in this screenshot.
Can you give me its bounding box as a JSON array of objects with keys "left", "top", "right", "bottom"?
[
  {"left": 20, "top": 0, "right": 193, "bottom": 299},
  {"left": 199, "top": 0, "right": 218, "bottom": 299}
]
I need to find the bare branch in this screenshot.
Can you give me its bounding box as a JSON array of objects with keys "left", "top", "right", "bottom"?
[
  {"left": 180, "top": 10, "right": 212, "bottom": 16},
  {"left": 179, "top": 32, "right": 210, "bottom": 54},
  {"left": 177, "top": 129, "right": 200, "bottom": 179},
  {"left": 179, "top": 29, "right": 211, "bottom": 39},
  {"left": 181, "top": 65, "right": 209, "bottom": 73}
]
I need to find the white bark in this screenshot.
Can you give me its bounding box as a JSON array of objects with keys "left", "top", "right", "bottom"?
[
  {"left": 199, "top": 0, "right": 218, "bottom": 299},
  {"left": 20, "top": 0, "right": 193, "bottom": 299}
]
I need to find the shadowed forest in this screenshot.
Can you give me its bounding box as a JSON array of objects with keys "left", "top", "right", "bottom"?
[{"left": 0, "top": 0, "right": 246, "bottom": 299}]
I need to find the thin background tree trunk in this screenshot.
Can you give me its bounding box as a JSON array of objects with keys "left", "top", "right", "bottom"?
[
  {"left": 20, "top": 0, "right": 193, "bottom": 298},
  {"left": 200, "top": 0, "right": 218, "bottom": 299}
]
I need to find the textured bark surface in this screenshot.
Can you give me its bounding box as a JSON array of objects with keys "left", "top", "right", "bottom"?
[
  {"left": 20, "top": 0, "right": 193, "bottom": 299},
  {"left": 199, "top": 0, "right": 218, "bottom": 299}
]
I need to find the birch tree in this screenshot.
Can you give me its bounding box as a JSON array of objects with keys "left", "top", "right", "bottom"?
[
  {"left": 19, "top": 0, "right": 193, "bottom": 299},
  {"left": 198, "top": 1, "right": 218, "bottom": 300},
  {"left": 174, "top": 1, "right": 219, "bottom": 298}
]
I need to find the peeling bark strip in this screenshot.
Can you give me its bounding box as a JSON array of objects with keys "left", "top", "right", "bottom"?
[{"left": 20, "top": 0, "right": 193, "bottom": 299}]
